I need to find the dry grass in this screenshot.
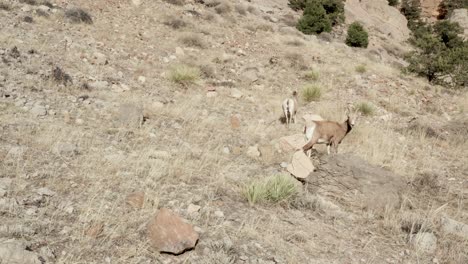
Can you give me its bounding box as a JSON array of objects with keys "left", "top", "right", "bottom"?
[
  {"left": 0, "top": 1, "right": 11, "bottom": 10},
  {"left": 355, "top": 64, "right": 367, "bottom": 73},
  {"left": 355, "top": 102, "right": 375, "bottom": 116},
  {"left": 179, "top": 34, "right": 206, "bottom": 48},
  {"left": 163, "top": 16, "right": 187, "bottom": 29},
  {"left": 215, "top": 2, "right": 231, "bottom": 15},
  {"left": 285, "top": 39, "right": 304, "bottom": 46},
  {"left": 284, "top": 52, "right": 308, "bottom": 70},
  {"left": 244, "top": 174, "right": 299, "bottom": 205},
  {"left": 163, "top": 0, "right": 185, "bottom": 6},
  {"left": 169, "top": 65, "right": 200, "bottom": 85},
  {"left": 303, "top": 70, "right": 319, "bottom": 81},
  {"left": 302, "top": 84, "right": 322, "bottom": 102},
  {"left": 65, "top": 8, "right": 93, "bottom": 24}
]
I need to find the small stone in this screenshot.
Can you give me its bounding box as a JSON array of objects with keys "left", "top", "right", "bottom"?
[
  {"left": 147, "top": 208, "right": 199, "bottom": 254},
  {"left": 206, "top": 91, "right": 218, "bottom": 98},
  {"left": 214, "top": 210, "right": 224, "bottom": 218},
  {"left": 93, "top": 52, "right": 107, "bottom": 65},
  {"left": 280, "top": 162, "right": 288, "bottom": 168},
  {"left": 37, "top": 5, "right": 50, "bottom": 12},
  {"left": 132, "top": 0, "right": 141, "bottom": 6},
  {"left": 55, "top": 143, "right": 77, "bottom": 156},
  {"left": 85, "top": 222, "right": 104, "bottom": 238},
  {"left": 75, "top": 119, "right": 84, "bottom": 125},
  {"left": 138, "top": 76, "right": 146, "bottom": 84},
  {"left": 246, "top": 144, "right": 261, "bottom": 158},
  {"left": 30, "top": 104, "right": 47, "bottom": 117},
  {"left": 230, "top": 88, "right": 243, "bottom": 99},
  {"left": 230, "top": 115, "right": 241, "bottom": 129},
  {"left": 126, "top": 191, "right": 145, "bottom": 209},
  {"left": 88, "top": 81, "right": 109, "bottom": 90},
  {"left": 187, "top": 204, "right": 201, "bottom": 214},
  {"left": 412, "top": 232, "right": 437, "bottom": 254},
  {"left": 152, "top": 101, "right": 164, "bottom": 109},
  {"left": 36, "top": 187, "right": 56, "bottom": 197},
  {"left": 25, "top": 207, "right": 38, "bottom": 216},
  {"left": 175, "top": 47, "right": 185, "bottom": 56},
  {"left": 222, "top": 147, "right": 231, "bottom": 154}
]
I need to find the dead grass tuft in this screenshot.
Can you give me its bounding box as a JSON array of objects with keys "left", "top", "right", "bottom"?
[
  {"left": 411, "top": 172, "right": 441, "bottom": 194},
  {"left": 169, "top": 65, "right": 200, "bottom": 86},
  {"left": 52, "top": 66, "right": 72, "bottom": 86},
  {"left": 281, "top": 14, "right": 296, "bottom": 27},
  {"left": 179, "top": 34, "right": 206, "bottom": 48},
  {"left": 163, "top": 0, "right": 185, "bottom": 6},
  {"left": 65, "top": 8, "right": 93, "bottom": 24},
  {"left": 215, "top": 2, "right": 231, "bottom": 15},
  {"left": 235, "top": 4, "right": 247, "bottom": 15},
  {"left": 355, "top": 102, "right": 375, "bottom": 116},
  {"left": 0, "top": 1, "right": 11, "bottom": 10},
  {"left": 163, "top": 17, "right": 187, "bottom": 29},
  {"left": 23, "top": 16, "right": 34, "bottom": 23},
  {"left": 244, "top": 174, "right": 299, "bottom": 205},
  {"left": 302, "top": 84, "right": 322, "bottom": 102},
  {"left": 285, "top": 39, "right": 304, "bottom": 46},
  {"left": 285, "top": 52, "right": 308, "bottom": 70},
  {"left": 303, "top": 70, "right": 319, "bottom": 81},
  {"left": 355, "top": 64, "right": 367, "bottom": 73}
]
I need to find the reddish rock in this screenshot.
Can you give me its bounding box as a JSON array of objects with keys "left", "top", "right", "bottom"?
[
  {"left": 147, "top": 208, "right": 199, "bottom": 254},
  {"left": 230, "top": 115, "right": 241, "bottom": 129},
  {"left": 126, "top": 191, "right": 145, "bottom": 209},
  {"left": 85, "top": 222, "right": 104, "bottom": 238}
]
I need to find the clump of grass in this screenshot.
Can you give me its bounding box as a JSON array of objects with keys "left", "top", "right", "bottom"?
[
  {"left": 355, "top": 64, "right": 367, "bottom": 73},
  {"left": 355, "top": 102, "right": 374, "bottom": 116},
  {"left": 163, "top": 17, "right": 187, "bottom": 29},
  {"left": 247, "top": 5, "right": 257, "bottom": 14},
  {"left": 303, "top": 70, "right": 319, "bottom": 81},
  {"left": 36, "top": 9, "right": 49, "bottom": 17},
  {"left": 0, "top": 2, "right": 11, "bottom": 11},
  {"left": 23, "top": 16, "right": 34, "bottom": 23},
  {"left": 215, "top": 2, "right": 231, "bottom": 14},
  {"left": 244, "top": 174, "right": 298, "bottom": 205},
  {"left": 19, "top": 0, "right": 37, "bottom": 5},
  {"left": 52, "top": 66, "right": 72, "bottom": 86},
  {"left": 65, "top": 8, "right": 93, "bottom": 24},
  {"left": 285, "top": 39, "right": 304, "bottom": 46},
  {"left": 302, "top": 84, "right": 322, "bottom": 102},
  {"left": 169, "top": 65, "right": 200, "bottom": 85},
  {"left": 285, "top": 52, "right": 308, "bottom": 70},
  {"left": 235, "top": 4, "right": 247, "bottom": 15},
  {"left": 179, "top": 34, "right": 205, "bottom": 48},
  {"left": 163, "top": 0, "right": 185, "bottom": 5}
]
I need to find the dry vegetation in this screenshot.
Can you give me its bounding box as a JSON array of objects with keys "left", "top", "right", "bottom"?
[{"left": 0, "top": 0, "right": 467, "bottom": 264}]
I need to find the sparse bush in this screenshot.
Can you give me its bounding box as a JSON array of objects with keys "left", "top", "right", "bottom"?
[
  {"left": 23, "top": 16, "right": 34, "bottom": 23},
  {"left": 355, "top": 64, "right": 367, "bottom": 73},
  {"left": 291, "top": 0, "right": 344, "bottom": 25},
  {"left": 65, "top": 8, "right": 93, "bottom": 24},
  {"left": 345, "top": 22, "right": 369, "bottom": 48},
  {"left": 400, "top": 0, "right": 422, "bottom": 30},
  {"left": 355, "top": 102, "right": 374, "bottom": 116},
  {"left": 303, "top": 70, "right": 319, "bottom": 81},
  {"left": 20, "top": 0, "right": 37, "bottom": 5},
  {"left": 235, "top": 4, "right": 247, "bottom": 15},
  {"left": 0, "top": 2, "right": 11, "bottom": 10},
  {"left": 244, "top": 174, "right": 298, "bottom": 205},
  {"left": 163, "top": 17, "right": 187, "bottom": 29},
  {"left": 285, "top": 39, "right": 304, "bottom": 46},
  {"left": 36, "top": 9, "right": 49, "bottom": 17},
  {"left": 179, "top": 34, "right": 206, "bottom": 48},
  {"left": 52, "top": 66, "right": 72, "bottom": 86},
  {"left": 388, "top": 0, "right": 399, "bottom": 6},
  {"left": 199, "top": 64, "right": 216, "bottom": 78},
  {"left": 296, "top": 0, "right": 332, "bottom": 35},
  {"left": 169, "top": 65, "right": 200, "bottom": 85},
  {"left": 163, "top": 0, "right": 185, "bottom": 5},
  {"left": 437, "top": 0, "right": 468, "bottom": 19},
  {"left": 256, "top": 23, "right": 274, "bottom": 32},
  {"left": 281, "top": 13, "right": 296, "bottom": 27},
  {"left": 214, "top": 2, "right": 231, "bottom": 14},
  {"left": 302, "top": 84, "right": 322, "bottom": 102},
  {"left": 288, "top": 0, "right": 307, "bottom": 11},
  {"left": 285, "top": 52, "right": 308, "bottom": 70}
]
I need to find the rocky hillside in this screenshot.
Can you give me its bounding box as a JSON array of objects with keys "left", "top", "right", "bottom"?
[{"left": 0, "top": 0, "right": 467, "bottom": 263}]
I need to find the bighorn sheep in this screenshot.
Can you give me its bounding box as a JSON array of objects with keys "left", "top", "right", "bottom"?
[
  {"left": 282, "top": 91, "right": 298, "bottom": 128},
  {"left": 302, "top": 108, "right": 358, "bottom": 156}
]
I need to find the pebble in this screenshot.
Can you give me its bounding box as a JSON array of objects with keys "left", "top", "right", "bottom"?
[{"left": 214, "top": 210, "right": 224, "bottom": 218}]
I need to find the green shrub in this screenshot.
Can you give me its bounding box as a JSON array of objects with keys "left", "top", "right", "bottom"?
[
  {"left": 296, "top": 1, "right": 332, "bottom": 35},
  {"left": 303, "top": 70, "right": 319, "bottom": 81},
  {"left": 345, "top": 22, "right": 369, "bottom": 48},
  {"left": 400, "top": 0, "right": 422, "bottom": 30},
  {"left": 355, "top": 64, "right": 367, "bottom": 73},
  {"left": 355, "top": 102, "right": 375, "bottom": 116},
  {"left": 244, "top": 175, "right": 298, "bottom": 205},
  {"left": 169, "top": 65, "right": 200, "bottom": 85},
  {"left": 321, "top": 0, "right": 344, "bottom": 25},
  {"left": 438, "top": 0, "right": 468, "bottom": 19},
  {"left": 302, "top": 84, "right": 322, "bottom": 102},
  {"left": 388, "top": 0, "right": 399, "bottom": 6},
  {"left": 288, "top": 0, "right": 307, "bottom": 11}
]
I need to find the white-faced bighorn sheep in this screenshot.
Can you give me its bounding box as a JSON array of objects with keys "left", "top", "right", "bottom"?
[
  {"left": 282, "top": 91, "right": 298, "bottom": 128},
  {"left": 302, "top": 107, "right": 358, "bottom": 156}
]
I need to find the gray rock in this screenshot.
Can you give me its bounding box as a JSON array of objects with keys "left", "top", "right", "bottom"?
[
  {"left": 36, "top": 5, "right": 50, "bottom": 12},
  {"left": 214, "top": 210, "right": 224, "bottom": 218},
  {"left": 412, "top": 232, "right": 437, "bottom": 254},
  {"left": 36, "top": 187, "right": 56, "bottom": 197},
  {"left": 92, "top": 52, "right": 107, "bottom": 65},
  {"left": 88, "top": 81, "right": 109, "bottom": 90},
  {"left": 0, "top": 178, "right": 12, "bottom": 197},
  {"left": 441, "top": 216, "right": 468, "bottom": 240},
  {"left": 55, "top": 143, "right": 78, "bottom": 156},
  {"left": 187, "top": 204, "right": 201, "bottom": 215},
  {"left": 0, "top": 240, "right": 41, "bottom": 264},
  {"left": 0, "top": 198, "right": 19, "bottom": 214},
  {"left": 30, "top": 104, "right": 47, "bottom": 117},
  {"left": 230, "top": 88, "right": 243, "bottom": 99},
  {"left": 246, "top": 144, "right": 261, "bottom": 158}
]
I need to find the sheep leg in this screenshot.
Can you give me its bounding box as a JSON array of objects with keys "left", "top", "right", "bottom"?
[{"left": 303, "top": 135, "right": 319, "bottom": 156}]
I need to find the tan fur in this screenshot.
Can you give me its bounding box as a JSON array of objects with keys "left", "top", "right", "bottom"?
[
  {"left": 303, "top": 110, "right": 358, "bottom": 155},
  {"left": 282, "top": 91, "right": 298, "bottom": 128}
]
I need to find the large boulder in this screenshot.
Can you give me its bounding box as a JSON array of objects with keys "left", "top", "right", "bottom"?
[
  {"left": 287, "top": 151, "right": 315, "bottom": 179},
  {"left": 345, "top": 0, "right": 410, "bottom": 44},
  {"left": 449, "top": 9, "right": 468, "bottom": 38},
  {"left": 147, "top": 208, "right": 199, "bottom": 254},
  {"left": 305, "top": 154, "right": 405, "bottom": 212}
]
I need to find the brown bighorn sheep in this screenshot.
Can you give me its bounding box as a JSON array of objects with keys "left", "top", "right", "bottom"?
[
  {"left": 282, "top": 91, "right": 298, "bottom": 128},
  {"left": 302, "top": 108, "right": 358, "bottom": 156}
]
